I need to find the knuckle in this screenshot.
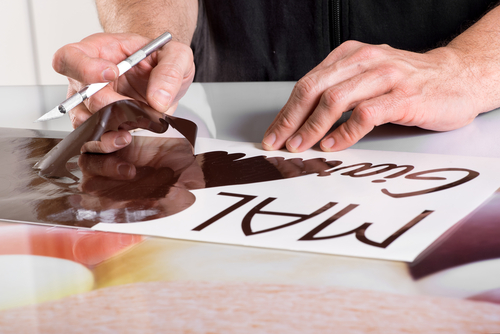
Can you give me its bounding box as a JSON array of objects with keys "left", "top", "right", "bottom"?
[
  {"left": 79, "top": 63, "right": 97, "bottom": 82},
  {"left": 178, "top": 44, "right": 195, "bottom": 63},
  {"left": 69, "top": 114, "right": 79, "bottom": 129},
  {"left": 169, "top": 40, "right": 192, "bottom": 54},
  {"left": 390, "top": 91, "right": 416, "bottom": 122},
  {"left": 339, "top": 40, "right": 362, "bottom": 51},
  {"left": 337, "top": 117, "right": 369, "bottom": 146},
  {"left": 158, "top": 42, "right": 194, "bottom": 75},
  {"left": 86, "top": 101, "right": 99, "bottom": 115},
  {"left": 159, "top": 64, "right": 185, "bottom": 85},
  {"left": 69, "top": 108, "right": 89, "bottom": 129},
  {"left": 355, "top": 44, "right": 384, "bottom": 60},
  {"left": 303, "top": 117, "right": 326, "bottom": 136},
  {"left": 374, "top": 63, "right": 397, "bottom": 78},
  {"left": 294, "top": 76, "right": 318, "bottom": 102},
  {"left": 277, "top": 111, "right": 299, "bottom": 132},
  {"left": 52, "top": 48, "right": 70, "bottom": 74},
  {"left": 321, "top": 87, "right": 346, "bottom": 109},
  {"left": 396, "top": 82, "right": 421, "bottom": 99},
  {"left": 52, "top": 44, "right": 79, "bottom": 74},
  {"left": 338, "top": 124, "right": 359, "bottom": 145},
  {"left": 51, "top": 52, "right": 63, "bottom": 73},
  {"left": 86, "top": 96, "right": 105, "bottom": 114},
  {"left": 355, "top": 103, "right": 379, "bottom": 124}
]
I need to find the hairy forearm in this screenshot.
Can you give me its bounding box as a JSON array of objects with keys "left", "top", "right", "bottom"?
[
  {"left": 95, "top": 0, "right": 198, "bottom": 45},
  {"left": 445, "top": 5, "right": 500, "bottom": 112}
]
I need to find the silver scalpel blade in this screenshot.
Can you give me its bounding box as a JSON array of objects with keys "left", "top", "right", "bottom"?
[{"left": 35, "top": 106, "right": 65, "bottom": 122}]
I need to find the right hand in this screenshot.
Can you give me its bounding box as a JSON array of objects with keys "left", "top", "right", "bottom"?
[{"left": 52, "top": 32, "right": 195, "bottom": 153}]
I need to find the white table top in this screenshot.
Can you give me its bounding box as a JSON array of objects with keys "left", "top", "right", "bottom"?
[{"left": 3, "top": 82, "right": 499, "bottom": 158}]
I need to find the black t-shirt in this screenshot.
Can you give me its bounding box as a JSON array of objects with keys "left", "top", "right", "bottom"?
[{"left": 191, "top": 0, "right": 497, "bottom": 82}]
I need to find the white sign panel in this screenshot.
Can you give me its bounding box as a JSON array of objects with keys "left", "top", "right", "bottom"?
[{"left": 94, "top": 138, "right": 500, "bottom": 262}]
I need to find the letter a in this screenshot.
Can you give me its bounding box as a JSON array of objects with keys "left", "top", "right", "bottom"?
[{"left": 242, "top": 198, "right": 337, "bottom": 236}]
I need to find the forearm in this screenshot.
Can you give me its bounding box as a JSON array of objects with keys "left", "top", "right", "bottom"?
[
  {"left": 95, "top": 0, "right": 198, "bottom": 45},
  {"left": 444, "top": 5, "right": 500, "bottom": 113}
]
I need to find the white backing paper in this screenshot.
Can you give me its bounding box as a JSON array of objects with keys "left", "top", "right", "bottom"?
[{"left": 93, "top": 138, "right": 500, "bottom": 262}]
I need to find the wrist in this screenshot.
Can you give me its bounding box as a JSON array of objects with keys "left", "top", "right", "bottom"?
[{"left": 429, "top": 45, "right": 500, "bottom": 115}]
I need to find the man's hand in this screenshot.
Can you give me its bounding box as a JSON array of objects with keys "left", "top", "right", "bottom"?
[
  {"left": 263, "top": 4, "right": 500, "bottom": 153},
  {"left": 262, "top": 41, "right": 482, "bottom": 153},
  {"left": 52, "top": 32, "right": 195, "bottom": 152}
]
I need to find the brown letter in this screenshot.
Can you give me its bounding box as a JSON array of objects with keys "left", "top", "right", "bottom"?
[
  {"left": 242, "top": 199, "right": 337, "bottom": 236},
  {"left": 328, "top": 163, "right": 414, "bottom": 179},
  {"left": 193, "top": 192, "right": 257, "bottom": 231},
  {"left": 382, "top": 168, "right": 479, "bottom": 198},
  {"left": 300, "top": 209, "right": 433, "bottom": 249}
]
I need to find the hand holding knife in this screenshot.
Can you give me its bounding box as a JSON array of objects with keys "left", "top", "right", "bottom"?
[{"left": 36, "top": 31, "right": 172, "bottom": 122}]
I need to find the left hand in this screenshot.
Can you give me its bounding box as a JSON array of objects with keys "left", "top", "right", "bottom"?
[
  {"left": 52, "top": 33, "right": 195, "bottom": 154},
  {"left": 262, "top": 41, "right": 483, "bottom": 153}
]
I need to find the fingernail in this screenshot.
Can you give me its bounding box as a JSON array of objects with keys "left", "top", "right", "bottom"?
[
  {"left": 115, "top": 136, "right": 129, "bottom": 147},
  {"left": 263, "top": 132, "right": 276, "bottom": 148},
  {"left": 118, "top": 163, "right": 133, "bottom": 178},
  {"left": 153, "top": 89, "right": 172, "bottom": 108},
  {"left": 102, "top": 68, "right": 117, "bottom": 81},
  {"left": 321, "top": 137, "right": 335, "bottom": 150},
  {"left": 288, "top": 134, "right": 302, "bottom": 150}
]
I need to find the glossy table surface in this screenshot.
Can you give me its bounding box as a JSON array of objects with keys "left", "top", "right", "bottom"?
[{"left": 0, "top": 83, "right": 499, "bottom": 333}]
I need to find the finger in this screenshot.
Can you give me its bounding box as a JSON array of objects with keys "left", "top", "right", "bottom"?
[
  {"left": 61, "top": 80, "right": 90, "bottom": 129},
  {"left": 261, "top": 52, "right": 367, "bottom": 150},
  {"left": 80, "top": 130, "right": 132, "bottom": 154},
  {"left": 145, "top": 41, "right": 195, "bottom": 112},
  {"left": 78, "top": 153, "right": 136, "bottom": 180},
  {"left": 63, "top": 81, "right": 93, "bottom": 129},
  {"left": 284, "top": 66, "right": 399, "bottom": 152},
  {"left": 56, "top": 33, "right": 157, "bottom": 121},
  {"left": 262, "top": 76, "right": 324, "bottom": 151},
  {"left": 69, "top": 104, "right": 93, "bottom": 129},
  {"left": 320, "top": 92, "right": 402, "bottom": 151},
  {"left": 65, "top": 79, "right": 134, "bottom": 131},
  {"left": 67, "top": 88, "right": 133, "bottom": 129},
  {"left": 262, "top": 42, "right": 391, "bottom": 151},
  {"left": 86, "top": 86, "right": 134, "bottom": 113},
  {"left": 53, "top": 33, "right": 152, "bottom": 84},
  {"left": 261, "top": 62, "right": 357, "bottom": 151},
  {"left": 53, "top": 44, "right": 118, "bottom": 84}
]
